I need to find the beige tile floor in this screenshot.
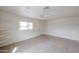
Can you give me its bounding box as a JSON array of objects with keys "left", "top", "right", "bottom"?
[{"left": 0, "top": 35, "right": 79, "bottom": 53}]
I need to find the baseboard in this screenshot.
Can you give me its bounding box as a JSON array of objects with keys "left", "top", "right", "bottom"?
[
  {"left": 45, "top": 33, "right": 79, "bottom": 42},
  {"left": 0, "top": 34, "right": 43, "bottom": 47},
  {"left": 0, "top": 33, "right": 79, "bottom": 47}
]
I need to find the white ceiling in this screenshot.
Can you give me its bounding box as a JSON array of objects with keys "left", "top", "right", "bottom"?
[{"left": 0, "top": 6, "right": 79, "bottom": 20}]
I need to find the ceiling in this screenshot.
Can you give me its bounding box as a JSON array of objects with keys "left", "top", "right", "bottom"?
[{"left": 0, "top": 6, "right": 79, "bottom": 20}]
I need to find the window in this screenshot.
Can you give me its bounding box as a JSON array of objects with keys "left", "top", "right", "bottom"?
[{"left": 19, "top": 21, "right": 33, "bottom": 30}]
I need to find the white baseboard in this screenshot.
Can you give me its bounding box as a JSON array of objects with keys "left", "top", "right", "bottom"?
[
  {"left": 0, "top": 34, "right": 42, "bottom": 47},
  {"left": 45, "top": 33, "right": 79, "bottom": 42}
]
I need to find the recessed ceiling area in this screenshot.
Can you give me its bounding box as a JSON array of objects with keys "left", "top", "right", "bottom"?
[{"left": 0, "top": 6, "right": 79, "bottom": 20}]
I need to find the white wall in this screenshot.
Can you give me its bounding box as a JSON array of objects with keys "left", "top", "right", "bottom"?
[
  {"left": 0, "top": 10, "right": 79, "bottom": 47},
  {"left": 45, "top": 17, "right": 79, "bottom": 41},
  {"left": 0, "top": 11, "right": 44, "bottom": 47}
]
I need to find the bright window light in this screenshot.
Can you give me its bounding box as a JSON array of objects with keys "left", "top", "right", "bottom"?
[
  {"left": 28, "top": 23, "right": 33, "bottom": 29},
  {"left": 20, "top": 21, "right": 33, "bottom": 30},
  {"left": 12, "top": 47, "right": 18, "bottom": 53}
]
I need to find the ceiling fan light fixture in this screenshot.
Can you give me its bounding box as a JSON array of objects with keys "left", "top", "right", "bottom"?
[{"left": 43, "top": 6, "right": 50, "bottom": 10}]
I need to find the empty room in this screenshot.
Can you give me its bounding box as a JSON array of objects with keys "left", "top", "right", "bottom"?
[{"left": 0, "top": 6, "right": 79, "bottom": 53}]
